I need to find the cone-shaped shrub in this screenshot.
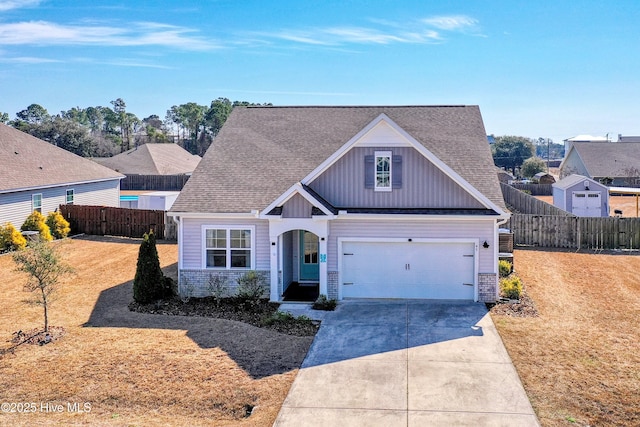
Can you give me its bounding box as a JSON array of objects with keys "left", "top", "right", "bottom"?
[
  {"left": 133, "top": 230, "right": 165, "bottom": 303},
  {"left": 0, "top": 222, "right": 27, "bottom": 252},
  {"left": 21, "top": 211, "right": 53, "bottom": 242},
  {"left": 46, "top": 211, "right": 71, "bottom": 239}
]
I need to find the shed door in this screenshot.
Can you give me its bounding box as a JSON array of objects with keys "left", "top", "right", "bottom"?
[
  {"left": 341, "top": 241, "right": 475, "bottom": 300},
  {"left": 572, "top": 191, "right": 602, "bottom": 217}
]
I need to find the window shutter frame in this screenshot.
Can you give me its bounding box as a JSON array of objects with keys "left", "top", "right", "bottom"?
[
  {"left": 364, "top": 155, "right": 374, "bottom": 188},
  {"left": 392, "top": 155, "right": 402, "bottom": 188}
]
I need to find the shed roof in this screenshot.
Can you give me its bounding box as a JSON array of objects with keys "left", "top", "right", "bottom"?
[
  {"left": 0, "top": 123, "right": 123, "bottom": 193},
  {"left": 553, "top": 174, "right": 606, "bottom": 191},
  {"left": 171, "top": 106, "right": 506, "bottom": 214}
]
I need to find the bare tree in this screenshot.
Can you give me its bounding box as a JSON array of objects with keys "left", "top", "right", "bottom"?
[{"left": 12, "top": 242, "right": 73, "bottom": 333}]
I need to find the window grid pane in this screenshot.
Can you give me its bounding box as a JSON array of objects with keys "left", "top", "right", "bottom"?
[
  {"left": 206, "top": 229, "right": 226, "bottom": 248},
  {"left": 230, "top": 229, "right": 251, "bottom": 248},
  {"left": 376, "top": 156, "right": 391, "bottom": 188},
  {"left": 206, "top": 249, "right": 227, "bottom": 268},
  {"left": 66, "top": 190, "right": 74, "bottom": 204},
  {"left": 205, "top": 228, "right": 252, "bottom": 269},
  {"left": 231, "top": 250, "right": 250, "bottom": 268}
]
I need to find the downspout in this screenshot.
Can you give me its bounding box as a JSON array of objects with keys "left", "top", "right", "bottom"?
[{"left": 171, "top": 215, "right": 182, "bottom": 294}]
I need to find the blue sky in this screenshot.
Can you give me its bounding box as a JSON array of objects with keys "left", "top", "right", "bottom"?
[{"left": 1, "top": 0, "right": 639, "bottom": 144}]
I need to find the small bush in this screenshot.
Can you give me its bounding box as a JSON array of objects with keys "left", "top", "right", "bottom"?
[
  {"left": 498, "top": 260, "right": 513, "bottom": 278},
  {"left": 21, "top": 211, "right": 53, "bottom": 242},
  {"left": 207, "top": 273, "right": 228, "bottom": 304},
  {"left": 236, "top": 271, "right": 266, "bottom": 305},
  {"left": 0, "top": 222, "right": 27, "bottom": 252},
  {"left": 46, "top": 211, "right": 71, "bottom": 239},
  {"left": 312, "top": 294, "right": 337, "bottom": 311},
  {"left": 500, "top": 275, "right": 523, "bottom": 300},
  {"left": 262, "top": 311, "right": 313, "bottom": 327},
  {"left": 133, "top": 230, "right": 165, "bottom": 304}
]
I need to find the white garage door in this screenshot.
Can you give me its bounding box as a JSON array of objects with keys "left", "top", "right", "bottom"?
[
  {"left": 341, "top": 241, "right": 476, "bottom": 300},
  {"left": 572, "top": 191, "right": 602, "bottom": 217}
]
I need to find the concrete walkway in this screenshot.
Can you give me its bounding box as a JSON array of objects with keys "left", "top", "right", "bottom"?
[{"left": 275, "top": 300, "right": 539, "bottom": 427}]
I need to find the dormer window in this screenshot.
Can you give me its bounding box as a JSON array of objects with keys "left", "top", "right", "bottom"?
[{"left": 375, "top": 151, "right": 392, "bottom": 191}]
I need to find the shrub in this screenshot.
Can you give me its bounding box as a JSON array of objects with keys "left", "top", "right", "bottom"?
[
  {"left": 498, "top": 260, "right": 513, "bottom": 278},
  {"left": 46, "top": 211, "right": 71, "bottom": 239},
  {"left": 312, "top": 294, "right": 337, "bottom": 311},
  {"left": 133, "top": 231, "right": 166, "bottom": 303},
  {"left": 500, "top": 275, "right": 523, "bottom": 300},
  {"left": 21, "top": 211, "right": 53, "bottom": 242},
  {"left": 236, "top": 271, "right": 267, "bottom": 305},
  {"left": 0, "top": 222, "right": 27, "bottom": 252},
  {"left": 207, "top": 273, "right": 228, "bottom": 306}
]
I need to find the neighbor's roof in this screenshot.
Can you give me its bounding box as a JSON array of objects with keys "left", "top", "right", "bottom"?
[
  {"left": 570, "top": 142, "right": 640, "bottom": 177},
  {"left": 0, "top": 123, "right": 123, "bottom": 193},
  {"left": 564, "top": 134, "right": 608, "bottom": 142},
  {"left": 171, "top": 106, "right": 506, "bottom": 213},
  {"left": 93, "top": 143, "right": 201, "bottom": 175}
]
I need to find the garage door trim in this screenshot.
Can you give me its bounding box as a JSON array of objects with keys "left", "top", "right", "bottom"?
[{"left": 337, "top": 237, "right": 479, "bottom": 301}]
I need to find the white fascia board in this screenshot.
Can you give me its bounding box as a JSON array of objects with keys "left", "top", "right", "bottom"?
[
  {"left": 167, "top": 211, "right": 260, "bottom": 219},
  {"left": 0, "top": 177, "right": 124, "bottom": 195},
  {"left": 335, "top": 212, "right": 507, "bottom": 222},
  {"left": 258, "top": 182, "right": 335, "bottom": 219},
  {"left": 301, "top": 113, "right": 508, "bottom": 216}
]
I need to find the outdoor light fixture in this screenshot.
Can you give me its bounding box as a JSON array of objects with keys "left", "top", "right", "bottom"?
[
  {"left": 408, "top": 238, "right": 412, "bottom": 242},
  {"left": 483, "top": 241, "right": 490, "bottom": 248},
  {"left": 271, "top": 242, "right": 276, "bottom": 246}
]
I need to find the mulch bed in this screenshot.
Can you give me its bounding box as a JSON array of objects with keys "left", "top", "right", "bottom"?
[
  {"left": 487, "top": 287, "right": 539, "bottom": 317},
  {"left": 129, "top": 296, "right": 319, "bottom": 336}
]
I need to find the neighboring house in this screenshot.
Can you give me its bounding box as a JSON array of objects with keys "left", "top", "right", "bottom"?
[
  {"left": 496, "top": 167, "right": 514, "bottom": 184},
  {"left": 553, "top": 174, "right": 609, "bottom": 217},
  {"left": 563, "top": 134, "right": 608, "bottom": 156},
  {"left": 533, "top": 172, "right": 556, "bottom": 184},
  {"left": 0, "top": 124, "right": 124, "bottom": 227},
  {"left": 559, "top": 142, "right": 640, "bottom": 186},
  {"left": 93, "top": 143, "right": 201, "bottom": 175},
  {"left": 169, "top": 106, "right": 510, "bottom": 303}
]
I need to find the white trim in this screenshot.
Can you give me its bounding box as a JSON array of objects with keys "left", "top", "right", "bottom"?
[
  {"left": 201, "top": 225, "right": 256, "bottom": 270},
  {"left": 337, "top": 237, "right": 479, "bottom": 301},
  {"left": 259, "top": 182, "right": 335, "bottom": 219},
  {"left": 66, "top": 188, "right": 75, "bottom": 204},
  {"left": 300, "top": 113, "right": 508, "bottom": 216},
  {"left": 0, "top": 177, "right": 123, "bottom": 195},
  {"left": 335, "top": 212, "right": 509, "bottom": 222},
  {"left": 374, "top": 150, "right": 392, "bottom": 192},
  {"left": 32, "top": 193, "right": 43, "bottom": 212}
]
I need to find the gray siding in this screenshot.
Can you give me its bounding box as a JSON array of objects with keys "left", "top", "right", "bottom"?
[
  {"left": 180, "top": 217, "right": 270, "bottom": 270},
  {"left": 282, "top": 193, "right": 313, "bottom": 218},
  {"left": 308, "top": 147, "right": 484, "bottom": 209},
  {"left": 327, "top": 219, "right": 496, "bottom": 273},
  {"left": 560, "top": 151, "right": 590, "bottom": 178},
  {"left": 0, "top": 179, "right": 120, "bottom": 228}
]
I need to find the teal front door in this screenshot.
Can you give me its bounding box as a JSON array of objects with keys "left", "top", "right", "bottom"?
[{"left": 299, "top": 231, "right": 319, "bottom": 281}]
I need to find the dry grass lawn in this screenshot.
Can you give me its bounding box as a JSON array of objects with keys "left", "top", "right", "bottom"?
[
  {"left": 0, "top": 236, "right": 313, "bottom": 426},
  {"left": 537, "top": 195, "right": 640, "bottom": 217},
  {"left": 493, "top": 249, "right": 640, "bottom": 426}
]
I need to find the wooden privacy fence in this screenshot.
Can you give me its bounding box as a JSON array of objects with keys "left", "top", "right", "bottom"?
[
  {"left": 120, "top": 174, "right": 190, "bottom": 191},
  {"left": 509, "top": 183, "right": 553, "bottom": 196},
  {"left": 501, "top": 183, "right": 572, "bottom": 216},
  {"left": 60, "top": 205, "right": 175, "bottom": 240},
  {"left": 506, "top": 214, "right": 640, "bottom": 250}
]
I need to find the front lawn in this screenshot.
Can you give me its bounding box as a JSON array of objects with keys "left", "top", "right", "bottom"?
[
  {"left": 491, "top": 248, "right": 640, "bottom": 426},
  {"left": 0, "top": 236, "right": 314, "bottom": 426}
]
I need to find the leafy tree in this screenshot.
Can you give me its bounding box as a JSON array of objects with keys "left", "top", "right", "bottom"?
[
  {"left": 13, "top": 241, "right": 73, "bottom": 332},
  {"left": 133, "top": 231, "right": 166, "bottom": 303},
  {"left": 15, "top": 103, "right": 50, "bottom": 125},
  {"left": 206, "top": 97, "right": 233, "bottom": 137},
  {"left": 0, "top": 112, "right": 9, "bottom": 124},
  {"left": 492, "top": 135, "right": 534, "bottom": 175},
  {"left": 21, "top": 211, "right": 53, "bottom": 242},
  {"left": 521, "top": 157, "right": 547, "bottom": 178}
]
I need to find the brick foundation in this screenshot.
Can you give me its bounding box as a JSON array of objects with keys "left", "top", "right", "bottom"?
[
  {"left": 478, "top": 273, "right": 498, "bottom": 302},
  {"left": 179, "top": 269, "right": 270, "bottom": 299},
  {"left": 327, "top": 271, "right": 339, "bottom": 300}
]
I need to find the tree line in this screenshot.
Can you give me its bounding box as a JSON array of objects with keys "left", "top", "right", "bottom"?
[
  {"left": 491, "top": 135, "right": 565, "bottom": 178},
  {"left": 0, "top": 98, "right": 271, "bottom": 157}
]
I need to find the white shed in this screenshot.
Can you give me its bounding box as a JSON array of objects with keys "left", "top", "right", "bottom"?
[
  {"left": 552, "top": 174, "right": 609, "bottom": 217},
  {"left": 137, "top": 191, "right": 180, "bottom": 211}
]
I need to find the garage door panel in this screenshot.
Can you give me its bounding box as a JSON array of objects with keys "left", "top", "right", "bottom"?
[{"left": 342, "top": 242, "right": 475, "bottom": 300}]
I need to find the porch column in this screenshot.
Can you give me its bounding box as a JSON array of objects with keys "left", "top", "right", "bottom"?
[
  {"left": 319, "top": 235, "right": 328, "bottom": 297},
  {"left": 269, "top": 234, "right": 279, "bottom": 301}
]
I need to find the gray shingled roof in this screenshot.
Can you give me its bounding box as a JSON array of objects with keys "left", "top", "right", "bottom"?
[
  {"left": 571, "top": 143, "right": 640, "bottom": 177},
  {"left": 93, "top": 143, "right": 201, "bottom": 175},
  {"left": 0, "top": 123, "right": 123, "bottom": 193},
  {"left": 171, "top": 106, "right": 506, "bottom": 213}
]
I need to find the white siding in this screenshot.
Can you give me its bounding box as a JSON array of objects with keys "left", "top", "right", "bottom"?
[
  {"left": 0, "top": 179, "right": 120, "bottom": 228},
  {"left": 327, "top": 218, "right": 497, "bottom": 273},
  {"left": 180, "top": 217, "right": 270, "bottom": 270}
]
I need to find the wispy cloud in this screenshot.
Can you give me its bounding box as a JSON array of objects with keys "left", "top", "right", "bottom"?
[
  {"left": 0, "top": 0, "right": 42, "bottom": 11},
  {"left": 0, "top": 20, "right": 219, "bottom": 51},
  {"left": 249, "top": 15, "right": 479, "bottom": 48},
  {"left": 0, "top": 56, "right": 60, "bottom": 63}
]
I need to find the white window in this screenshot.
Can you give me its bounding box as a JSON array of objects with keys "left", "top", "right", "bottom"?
[
  {"left": 32, "top": 193, "right": 42, "bottom": 213},
  {"left": 66, "top": 189, "right": 74, "bottom": 204},
  {"left": 203, "top": 226, "right": 254, "bottom": 269},
  {"left": 375, "top": 151, "right": 392, "bottom": 191}
]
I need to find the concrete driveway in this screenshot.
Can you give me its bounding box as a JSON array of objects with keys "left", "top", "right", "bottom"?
[{"left": 274, "top": 300, "right": 539, "bottom": 426}]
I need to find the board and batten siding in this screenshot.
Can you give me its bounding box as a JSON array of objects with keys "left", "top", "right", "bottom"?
[
  {"left": 282, "top": 193, "right": 313, "bottom": 218},
  {"left": 308, "top": 147, "right": 484, "bottom": 209},
  {"left": 180, "top": 217, "right": 270, "bottom": 270},
  {"left": 327, "top": 218, "right": 497, "bottom": 273},
  {"left": 0, "top": 179, "right": 120, "bottom": 228}
]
